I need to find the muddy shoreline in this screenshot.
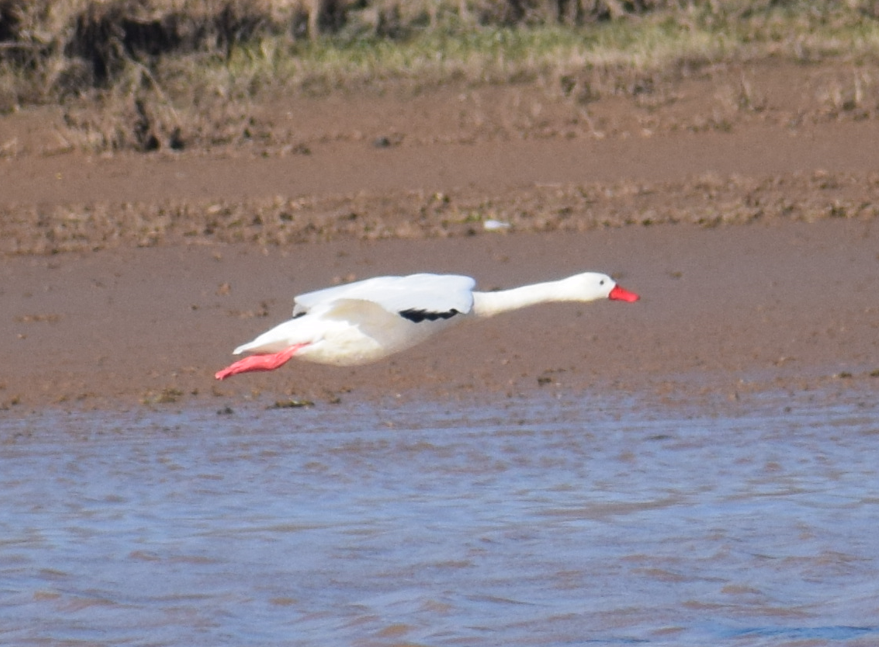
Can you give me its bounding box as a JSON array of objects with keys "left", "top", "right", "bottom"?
[
  {"left": 3, "top": 63, "right": 879, "bottom": 415},
  {"left": 4, "top": 218, "right": 878, "bottom": 414}
]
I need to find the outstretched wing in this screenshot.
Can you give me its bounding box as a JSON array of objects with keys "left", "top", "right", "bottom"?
[{"left": 293, "top": 274, "right": 476, "bottom": 320}]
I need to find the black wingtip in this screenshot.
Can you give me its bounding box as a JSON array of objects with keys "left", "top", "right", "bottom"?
[{"left": 398, "top": 308, "right": 460, "bottom": 323}]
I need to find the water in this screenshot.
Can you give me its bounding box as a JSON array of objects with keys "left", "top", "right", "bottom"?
[{"left": 2, "top": 391, "right": 878, "bottom": 646}]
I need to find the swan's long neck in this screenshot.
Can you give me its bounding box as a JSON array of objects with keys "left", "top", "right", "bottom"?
[{"left": 472, "top": 279, "right": 580, "bottom": 318}]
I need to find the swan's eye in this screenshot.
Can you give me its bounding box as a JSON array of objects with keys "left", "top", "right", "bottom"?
[{"left": 599, "top": 279, "right": 605, "bottom": 285}]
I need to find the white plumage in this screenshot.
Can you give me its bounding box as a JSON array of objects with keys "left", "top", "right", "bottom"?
[
  {"left": 216, "top": 271, "right": 638, "bottom": 380},
  {"left": 292, "top": 273, "right": 476, "bottom": 319}
]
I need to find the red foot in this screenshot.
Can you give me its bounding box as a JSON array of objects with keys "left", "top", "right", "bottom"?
[{"left": 215, "top": 344, "right": 307, "bottom": 381}]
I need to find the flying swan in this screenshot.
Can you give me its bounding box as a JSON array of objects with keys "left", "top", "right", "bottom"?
[{"left": 215, "top": 272, "right": 639, "bottom": 380}]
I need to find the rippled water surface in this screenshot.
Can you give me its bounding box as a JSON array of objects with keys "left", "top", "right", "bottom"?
[{"left": 2, "top": 392, "right": 879, "bottom": 646}]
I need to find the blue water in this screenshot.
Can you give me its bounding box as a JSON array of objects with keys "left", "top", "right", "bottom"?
[{"left": 1, "top": 391, "right": 878, "bottom": 646}]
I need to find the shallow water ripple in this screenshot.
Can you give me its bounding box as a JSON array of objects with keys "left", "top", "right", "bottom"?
[{"left": 1, "top": 394, "right": 878, "bottom": 646}]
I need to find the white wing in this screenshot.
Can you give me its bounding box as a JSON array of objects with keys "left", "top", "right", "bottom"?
[{"left": 292, "top": 274, "right": 476, "bottom": 318}]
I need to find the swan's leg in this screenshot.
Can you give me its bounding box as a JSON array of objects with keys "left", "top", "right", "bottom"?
[{"left": 215, "top": 343, "right": 308, "bottom": 381}]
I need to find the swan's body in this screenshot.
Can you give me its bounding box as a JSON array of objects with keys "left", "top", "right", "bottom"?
[{"left": 215, "top": 272, "right": 639, "bottom": 380}]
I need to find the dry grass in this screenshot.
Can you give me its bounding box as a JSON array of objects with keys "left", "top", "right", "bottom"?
[
  {"left": 1, "top": 0, "right": 879, "bottom": 152},
  {"left": 4, "top": 171, "right": 878, "bottom": 255}
]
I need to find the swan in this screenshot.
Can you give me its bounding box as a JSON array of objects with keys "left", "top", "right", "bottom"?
[{"left": 215, "top": 272, "right": 639, "bottom": 380}]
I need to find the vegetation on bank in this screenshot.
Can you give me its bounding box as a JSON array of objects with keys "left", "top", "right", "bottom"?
[
  {"left": 4, "top": 170, "right": 879, "bottom": 254},
  {"left": 1, "top": 0, "right": 879, "bottom": 151}
]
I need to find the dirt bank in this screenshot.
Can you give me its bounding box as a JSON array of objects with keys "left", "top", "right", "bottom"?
[
  {"left": 2, "top": 61, "right": 878, "bottom": 413},
  {"left": 4, "top": 218, "right": 878, "bottom": 412}
]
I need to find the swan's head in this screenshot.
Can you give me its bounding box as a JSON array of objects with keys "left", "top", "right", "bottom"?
[{"left": 564, "top": 272, "right": 640, "bottom": 303}]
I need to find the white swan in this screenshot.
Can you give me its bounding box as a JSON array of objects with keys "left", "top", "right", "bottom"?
[{"left": 215, "top": 272, "right": 639, "bottom": 380}]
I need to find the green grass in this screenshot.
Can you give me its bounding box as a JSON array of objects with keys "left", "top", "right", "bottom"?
[
  {"left": 201, "top": 7, "right": 879, "bottom": 97},
  {"left": 224, "top": 21, "right": 723, "bottom": 92}
]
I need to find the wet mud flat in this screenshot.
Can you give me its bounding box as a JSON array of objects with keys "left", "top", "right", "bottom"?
[
  {"left": 3, "top": 216, "right": 879, "bottom": 412},
  {"left": 3, "top": 59, "right": 879, "bottom": 411},
  {"left": 2, "top": 390, "right": 879, "bottom": 646}
]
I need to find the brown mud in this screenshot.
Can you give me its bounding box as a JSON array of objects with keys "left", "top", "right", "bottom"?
[{"left": 2, "top": 60, "right": 879, "bottom": 413}]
